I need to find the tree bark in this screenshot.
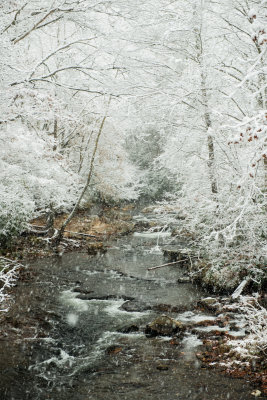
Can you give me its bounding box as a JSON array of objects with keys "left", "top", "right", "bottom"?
[{"left": 201, "top": 70, "right": 218, "bottom": 194}]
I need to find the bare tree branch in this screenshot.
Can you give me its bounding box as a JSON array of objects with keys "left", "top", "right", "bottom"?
[{"left": 12, "top": 8, "right": 58, "bottom": 44}]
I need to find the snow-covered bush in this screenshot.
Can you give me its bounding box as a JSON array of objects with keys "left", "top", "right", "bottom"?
[
  {"left": 0, "top": 194, "right": 34, "bottom": 248},
  {"left": 0, "top": 124, "right": 80, "bottom": 245},
  {"left": 228, "top": 296, "right": 267, "bottom": 361}
]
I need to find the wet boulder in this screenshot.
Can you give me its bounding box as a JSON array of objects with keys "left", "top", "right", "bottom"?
[
  {"left": 156, "top": 364, "right": 169, "bottom": 371},
  {"left": 119, "top": 300, "right": 151, "bottom": 312},
  {"left": 73, "top": 287, "right": 94, "bottom": 294},
  {"left": 197, "top": 297, "right": 221, "bottom": 312},
  {"left": 76, "top": 294, "right": 134, "bottom": 301},
  {"left": 145, "top": 315, "right": 185, "bottom": 337},
  {"left": 105, "top": 345, "right": 123, "bottom": 355}
]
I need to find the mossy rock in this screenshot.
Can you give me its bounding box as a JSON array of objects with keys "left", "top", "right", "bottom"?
[{"left": 145, "top": 315, "right": 185, "bottom": 337}]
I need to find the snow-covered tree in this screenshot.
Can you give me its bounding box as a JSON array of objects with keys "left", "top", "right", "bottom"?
[{"left": 0, "top": 0, "right": 143, "bottom": 242}]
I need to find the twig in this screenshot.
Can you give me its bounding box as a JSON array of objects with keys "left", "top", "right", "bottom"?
[
  {"left": 65, "top": 230, "right": 97, "bottom": 238},
  {"left": 147, "top": 260, "right": 188, "bottom": 271}
]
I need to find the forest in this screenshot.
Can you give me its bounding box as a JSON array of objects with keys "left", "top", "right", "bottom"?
[{"left": 0, "top": 0, "right": 266, "bottom": 399}]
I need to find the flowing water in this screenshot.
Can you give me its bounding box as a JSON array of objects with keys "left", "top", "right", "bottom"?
[{"left": 0, "top": 232, "right": 260, "bottom": 399}]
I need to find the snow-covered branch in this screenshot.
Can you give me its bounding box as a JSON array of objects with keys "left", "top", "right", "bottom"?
[{"left": 0, "top": 257, "right": 23, "bottom": 312}]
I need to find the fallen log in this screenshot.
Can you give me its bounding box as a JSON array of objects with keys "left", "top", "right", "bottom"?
[
  {"left": 26, "top": 224, "right": 49, "bottom": 235},
  {"left": 28, "top": 225, "right": 97, "bottom": 238},
  {"left": 231, "top": 278, "right": 251, "bottom": 300}
]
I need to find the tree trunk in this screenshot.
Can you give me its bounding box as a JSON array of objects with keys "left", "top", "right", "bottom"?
[
  {"left": 52, "top": 118, "right": 58, "bottom": 151},
  {"left": 264, "top": 156, "right": 267, "bottom": 195},
  {"left": 194, "top": 1, "right": 218, "bottom": 195},
  {"left": 46, "top": 204, "right": 55, "bottom": 236},
  {"left": 51, "top": 111, "right": 108, "bottom": 246},
  {"left": 201, "top": 70, "right": 218, "bottom": 194}
]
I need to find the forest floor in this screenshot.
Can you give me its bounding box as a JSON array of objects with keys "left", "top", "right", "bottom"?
[{"left": 3, "top": 204, "right": 148, "bottom": 260}]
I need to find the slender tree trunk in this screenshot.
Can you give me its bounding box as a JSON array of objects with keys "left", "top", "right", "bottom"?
[
  {"left": 77, "top": 127, "right": 95, "bottom": 173},
  {"left": 193, "top": 0, "right": 218, "bottom": 195},
  {"left": 264, "top": 156, "right": 267, "bottom": 195},
  {"left": 46, "top": 204, "right": 55, "bottom": 236},
  {"left": 248, "top": 18, "right": 267, "bottom": 194},
  {"left": 200, "top": 69, "right": 218, "bottom": 194},
  {"left": 51, "top": 104, "right": 110, "bottom": 246},
  {"left": 259, "top": 61, "right": 267, "bottom": 195},
  {"left": 52, "top": 118, "right": 58, "bottom": 151}
]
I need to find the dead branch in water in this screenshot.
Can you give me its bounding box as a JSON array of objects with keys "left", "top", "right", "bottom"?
[{"left": 147, "top": 260, "right": 188, "bottom": 271}]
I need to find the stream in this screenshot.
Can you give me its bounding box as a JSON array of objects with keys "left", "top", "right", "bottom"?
[{"left": 0, "top": 229, "right": 260, "bottom": 399}]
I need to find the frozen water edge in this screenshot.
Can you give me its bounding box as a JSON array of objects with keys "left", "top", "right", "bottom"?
[
  {"left": 176, "top": 310, "right": 216, "bottom": 323},
  {"left": 133, "top": 232, "right": 172, "bottom": 238}
]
